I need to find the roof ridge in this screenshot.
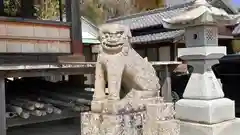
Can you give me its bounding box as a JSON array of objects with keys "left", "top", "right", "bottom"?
[{"left": 106, "top": 1, "right": 195, "bottom": 23}]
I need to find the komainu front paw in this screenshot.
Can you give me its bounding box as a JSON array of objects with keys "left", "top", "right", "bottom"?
[{"left": 107, "top": 95, "right": 120, "bottom": 101}]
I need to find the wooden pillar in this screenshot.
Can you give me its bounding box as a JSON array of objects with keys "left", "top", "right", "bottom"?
[
  {"left": 65, "top": 0, "right": 71, "bottom": 22},
  {"left": 66, "top": 0, "right": 83, "bottom": 54},
  {"left": 65, "top": 0, "right": 85, "bottom": 87},
  {"left": 59, "top": 0, "right": 63, "bottom": 21},
  {"left": 0, "top": 0, "right": 4, "bottom": 16},
  {"left": 161, "top": 65, "right": 172, "bottom": 102},
  {"left": 21, "top": 0, "right": 36, "bottom": 18},
  {"left": 174, "top": 43, "right": 178, "bottom": 61},
  {"left": 0, "top": 77, "right": 6, "bottom": 135}
]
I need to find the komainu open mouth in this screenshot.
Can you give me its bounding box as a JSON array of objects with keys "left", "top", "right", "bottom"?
[{"left": 105, "top": 43, "right": 123, "bottom": 48}]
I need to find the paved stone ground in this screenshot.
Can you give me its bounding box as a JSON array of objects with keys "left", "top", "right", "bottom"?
[{"left": 7, "top": 119, "right": 80, "bottom": 135}]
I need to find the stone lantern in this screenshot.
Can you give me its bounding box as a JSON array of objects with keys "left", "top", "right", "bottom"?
[{"left": 162, "top": 0, "right": 240, "bottom": 135}]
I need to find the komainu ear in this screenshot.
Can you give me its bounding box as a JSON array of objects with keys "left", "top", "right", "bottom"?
[{"left": 144, "top": 57, "right": 148, "bottom": 61}]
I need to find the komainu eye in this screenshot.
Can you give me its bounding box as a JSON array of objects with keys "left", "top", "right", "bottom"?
[
  {"left": 117, "top": 31, "right": 123, "bottom": 37},
  {"left": 103, "top": 32, "right": 110, "bottom": 38}
]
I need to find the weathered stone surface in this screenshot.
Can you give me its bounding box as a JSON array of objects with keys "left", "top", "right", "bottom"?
[
  {"left": 143, "top": 103, "right": 179, "bottom": 135},
  {"left": 161, "top": 1, "right": 240, "bottom": 135},
  {"left": 146, "top": 103, "right": 175, "bottom": 121},
  {"left": 81, "top": 112, "right": 101, "bottom": 135},
  {"left": 176, "top": 98, "right": 235, "bottom": 124},
  {"left": 91, "top": 24, "right": 162, "bottom": 114},
  {"left": 179, "top": 118, "right": 240, "bottom": 135},
  {"left": 143, "top": 120, "right": 180, "bottom": 135},
  {"left": 87, "top": 24, "right": 178, "bottom": 135},
  {"left": 91, "top": 96, "right": 163, "bottom": 114},
  {"left": 91, "top": 99, "right": 106, "bottom": 113},
  {"left": 92, "top": 24, "right": 161, "bottom": 102},
  {"left": 178, "top": 47, "right": 226, "bottom": 60},
  {"left": 81, "top": 111, "right": 145, "bottom": 135},
  {"left": 177, "top": 47, "right": 226, "bottom": 100},
  {"left": 182, "top": 70, "right": 224, "bottom": 100},
  {"left": 161, "top": 0, "right": 240, "bottom": 29}
]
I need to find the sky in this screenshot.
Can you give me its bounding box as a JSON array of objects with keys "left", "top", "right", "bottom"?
[{"left": 232, "top": 0, "right": 240, "bottom": 7}]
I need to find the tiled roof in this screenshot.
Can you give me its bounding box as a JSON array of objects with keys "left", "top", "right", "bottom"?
[
  {"left": 106, "top": 2, "right": 194, "bottom": 30},
  {"left": 131, "top": 30, "right": 184, "bottom": 44},
  {"left": 107, "top": 0, "right": 238, "bottom": 43},
  {"left": 107, "top": 0, "right": 237, "bottom": 31}
]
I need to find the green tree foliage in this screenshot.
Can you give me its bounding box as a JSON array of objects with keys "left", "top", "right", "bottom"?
[
  {"left": 4, "top": 0, "right": 21, "bottom": 16},
  {"left": 35, "top": 0, "right": 60, "bottom": 20},
  {"left": 81, "top": 0, "right": 141, "bottom": 25},
  {"left": 80, "top": 0, "right": 105, "bottom": 25},
  {"left": 2, "top": 0, "right": 164, "bottom": 24}
]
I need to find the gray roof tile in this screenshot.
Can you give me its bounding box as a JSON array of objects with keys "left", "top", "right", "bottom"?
[
  {"left": 107, "top": 2, "right": 194, "bottom": 30},
  {"left": 107, "top": 0, "right": 237, "bottom": 30},
  {"left": 107, "top": 0, "right": 237, "bottom": 42},
  {"left": 131, "top": 30, "right": 184, "bottom": 44}
]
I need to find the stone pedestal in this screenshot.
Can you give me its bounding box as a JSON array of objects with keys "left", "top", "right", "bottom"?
[
  {"left": 81, "top": 112, "right": 144, "bottom": 135},
  {"left": 143, "top": 103, "right": 180, "bottom": 135},
  {"left": 82, "top": 96, "right": 179, "bottom": 135},
  {"left": 178, "top": 47, "right": 225, "bottom": 100},
  {"left": 176, "top": 46, "right": 240, "bottom": 135}
]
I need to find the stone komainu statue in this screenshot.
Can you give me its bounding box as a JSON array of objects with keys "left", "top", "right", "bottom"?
[
  {"left": 93, "top": 24, "right": 161, "bottom": 102},
  {"left": 83, "top": 25, "right": 178, "bottom": 135}
]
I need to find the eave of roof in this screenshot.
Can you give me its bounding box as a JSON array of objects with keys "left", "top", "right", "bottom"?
[
  {"left": 132, "top": 30, "right": 234, "bottom": 45},
  {"left": 106, "top": 0, "right": 237, "bottom": 31},
  {"left": 131, "top": 30, "right": 184, "bottom": 44},
  {"left": 106, "top": 2, "right": 195, "bottom": 30}
]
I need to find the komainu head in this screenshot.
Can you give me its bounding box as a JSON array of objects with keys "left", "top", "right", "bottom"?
[{"left": 99, "top": 24, "right": 132, "bottom": 53}]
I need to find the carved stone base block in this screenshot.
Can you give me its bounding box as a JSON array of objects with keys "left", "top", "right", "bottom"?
[
  {"left": 179, "top": 118, "right": 240, "bottom": 135},
  {"left": 81, "top": 112, "right": 101, "bottom": 135},
  {"left": 143, "top": 103, "right": 179, "bottom": 135},
  {"left": 100, "top": 114, "right": 124, "bottom": 135},
  {"left": 146, "top": 103, "right": 175, "bottom": 121},
  {"left": 144, "top": 120, "right": 180, "bottom": 135},
  {"left": 81, "top": 112, "right": 144, "bottom": 135}
]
